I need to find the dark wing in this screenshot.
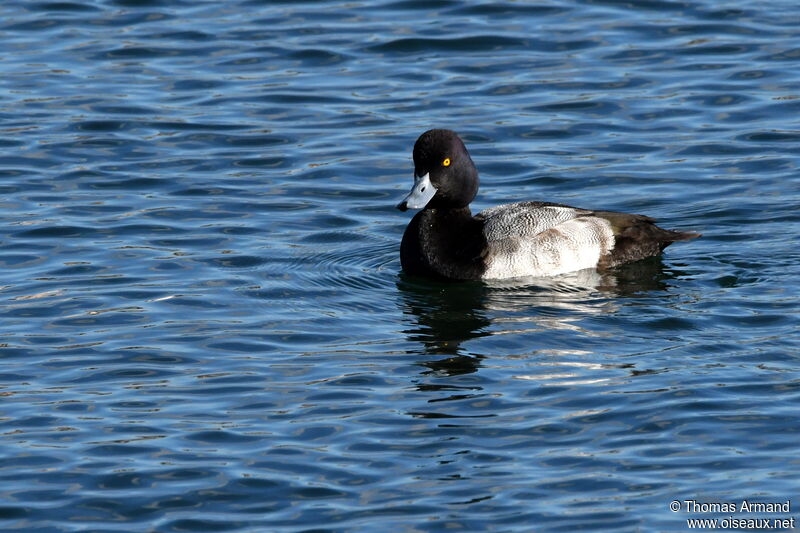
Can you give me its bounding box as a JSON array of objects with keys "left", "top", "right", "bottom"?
[{"left": 587, "top": 210, "right": 700, "bottom": 268}]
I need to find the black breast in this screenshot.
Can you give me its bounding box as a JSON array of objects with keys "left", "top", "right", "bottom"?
[{"left": 400, "top": 208, "right": 487, "bottom": 280}]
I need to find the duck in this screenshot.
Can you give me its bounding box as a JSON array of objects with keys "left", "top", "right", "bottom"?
[{"left": 396, "top": 129, "right": 699, "bottom": 280}]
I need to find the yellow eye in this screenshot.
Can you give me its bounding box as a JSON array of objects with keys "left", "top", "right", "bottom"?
[{"left": 442, "top": 158, "right": 451, "bottom": 167}]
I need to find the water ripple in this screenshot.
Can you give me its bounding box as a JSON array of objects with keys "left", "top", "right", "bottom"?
[{"left": 1, "top": 0, "right": 799, "bottom": 531}]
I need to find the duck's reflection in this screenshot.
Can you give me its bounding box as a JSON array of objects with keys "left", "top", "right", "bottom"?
[
  {"left": 396, "top": 277, "right": 489, "bottom": 376},
  {"left": 397, "top": 256, "right": 682, "bottom": 371},
  {"left": 397, "top": 258, "right": 689, "bottom": 423}
]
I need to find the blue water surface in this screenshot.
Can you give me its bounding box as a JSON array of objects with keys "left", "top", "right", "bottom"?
[{"left": 1, "top": 0, "right": 799, "bottom": 531}]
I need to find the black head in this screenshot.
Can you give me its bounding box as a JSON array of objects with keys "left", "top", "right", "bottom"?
[{"left": 397, "top": 129, "right": 479, "bottom": 211}]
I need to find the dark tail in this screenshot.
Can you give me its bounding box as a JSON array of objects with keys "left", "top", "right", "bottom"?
[
  {"left": 662, "top": 229, "right": 701, "bottom": 242},
  {"left": 592, "top": 211, "right": 700, "bottom": 267}
]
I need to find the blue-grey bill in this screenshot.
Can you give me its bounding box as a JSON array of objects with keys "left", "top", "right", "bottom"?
[{"left": 397, "top": 172, "right": 436, "bottom": 211}]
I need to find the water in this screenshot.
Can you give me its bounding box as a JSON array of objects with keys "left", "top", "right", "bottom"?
[{"left": 1, "top": 0, "right": 799, "bottom": 531}]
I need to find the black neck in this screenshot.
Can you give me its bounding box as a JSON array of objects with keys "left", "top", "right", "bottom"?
[{"left": 401, "top": 208, "right": 486, "bottom": 280}]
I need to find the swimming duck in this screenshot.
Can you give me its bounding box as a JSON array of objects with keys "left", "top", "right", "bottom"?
[{"left": 397, "top": 129, "right": 699, "bottom": 280}]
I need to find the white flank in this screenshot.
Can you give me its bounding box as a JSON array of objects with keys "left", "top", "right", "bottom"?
[{"left": 481, "top": 213, "right": 614, "bottom": 280}]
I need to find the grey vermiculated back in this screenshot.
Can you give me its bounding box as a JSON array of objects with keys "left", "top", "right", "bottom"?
[{"left": 477, "top": 203, "right": 615, "bottom": 279}]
